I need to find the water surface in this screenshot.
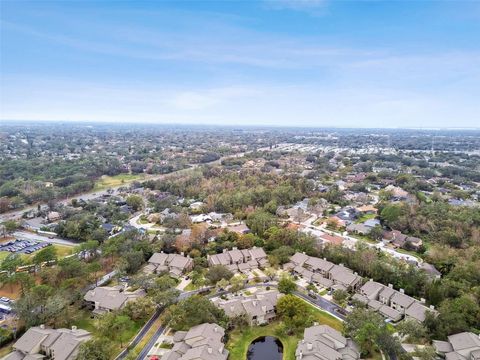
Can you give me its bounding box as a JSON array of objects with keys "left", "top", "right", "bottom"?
[{"left": 247, "top": 336, "right": 283, "bottom": 360}]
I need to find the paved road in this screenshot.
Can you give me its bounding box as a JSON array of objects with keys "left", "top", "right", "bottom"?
[
  {"left": 300, "top": 215, "right": 422, "bottom": 265},
  {"left": 12, "top": 230, "right": 78, "bottom": 246}
]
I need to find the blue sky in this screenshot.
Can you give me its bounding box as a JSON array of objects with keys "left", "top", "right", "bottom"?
[{"left": 1, "top": 0, "right": 479, "bottom": 128}]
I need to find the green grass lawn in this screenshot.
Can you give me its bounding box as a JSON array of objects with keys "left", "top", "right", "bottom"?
[
  {"left": 0, "top": 244, "right": 74, "bottom": 264},
  {"left": 227, "top": 321, "right": 299, "bottom": 360},
  {"left": 0, "top": 252, "right": 10, "bottom": 262},
  {"left": 226, "top": 299, "right": 343, "bottom": 360},
  {"left": 355, "top": 213, "right": 377, "bottom": 224},
  {"left": 93, "top": 173, "right": 145, "bottom": 191}
]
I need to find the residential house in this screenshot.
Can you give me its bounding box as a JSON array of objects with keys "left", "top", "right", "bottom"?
[
  {"left": 383, "top": 230, "right": 408, "bottom": 248},
  {"left": 363, "top": 219, "right": 380, "bottom": 228},
  {"left": 212, "top": 289, "right": 281, "bottom": 326},
  {"left": 355, "top": 280, "right": 436, "bottom": 323},
  {"left": 83, "top": 285, "right": 145, "bottom": 315},
  {"left": 224, "top": 223, "right": 250, "bottom": 234},
  {"left": 356, "top": 205, "right": 377, "bottom": 215},
  {"left": 346, "top": 223, "right": 371, "bottom": 236},
  {"left": 420, "top": 262, "right": 442, "bottom": 280},
  {"left": 3, "top": 325, "right": 90, "bottom": 360},
  {"left": 207, "top": 247, "right": 268, "bottom": 274},
  {"left": 295, "top": 324, "right": 360, "bottom": 360},
  {"left": 145, "top": 252, "right": 194, "bottom": 277},
  {"left": 433, "top": 332, "right": 480, "bottom": 360},
  {"left": 162, "top": 323, "right": 228, "bottom": 360},
  {"left": 286, "top": 253, "right": 361, "bottom": 291},
  {"left": 319, "top": 233, "right": 344, "bottom": 246}
]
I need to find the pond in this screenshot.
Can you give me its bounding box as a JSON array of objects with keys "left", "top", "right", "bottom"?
[{"left": 247, "top": 336, "right": 283, "bottom": 360}]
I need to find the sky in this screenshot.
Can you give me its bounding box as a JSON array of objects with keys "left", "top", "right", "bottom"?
[{"left": 1, "top": 0, "right": 479, "bottom": 128}]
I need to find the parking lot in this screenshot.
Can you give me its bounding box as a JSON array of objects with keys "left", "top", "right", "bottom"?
[{"left": 0, "top": 239, "right": 51, "bottom": 255}]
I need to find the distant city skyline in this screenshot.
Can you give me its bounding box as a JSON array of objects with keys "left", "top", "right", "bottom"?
[{"left": 1, "top": 1, "right": 479, "bottom": 128}]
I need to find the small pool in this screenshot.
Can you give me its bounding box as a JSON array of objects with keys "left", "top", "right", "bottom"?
[{"left": 247, "top": 336, "right": 283, "bottom": 360}]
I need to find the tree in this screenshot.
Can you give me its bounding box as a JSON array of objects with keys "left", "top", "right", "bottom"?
[
  {"left": 396, "top": 319, "right": 428, "bottom": 343},
  {"left": 344, "top": 308, "right": 396, "bottom": 357},
  {"left": 229, "top": 275, "right": 246, "bottom": 293},
  {"left": 332, "top": 289, "right": 349, "bottom": 307},
  {"left": 246, "top": 210, "right": 277, "bottom": 237},
  {"left": 276, "top": 294, "right": 313, "bottom": 334},
  {"left": 1, "top": 253, "right": 23, "bottom": 274},
  {"left": 163, "top": 295, "right": 227, "bottom": 331},
  {"left": 205, "top": 265, "right": 233, "bottom": 285},
  {"left": 32, "top": 246, "right": 58, "bottom": 270},
  {"left": 369, "top": 225, "right": 384, "bottom": 241},
  {"left": 151, "top": 288, "right": 179, "bottom": 308},
  {"left": 412, "top": 346, "right": 437, "bottom": 360},
  {"left": 263, "top": 267, "right": 277, "bottom": 281},
  {"left": 126, "top": 195, "right": 144, "bottom": 211},
  {"left": 96, "top": 313, "right": 131, "bottom": 347},
  {"left": 14, "top": 285, "right": 68, "bottom": 327},
  {"left": 0, "top": 253, "right": 24, "bottom": 291},
  {"left": 76, "top": 338, "right": 113, "bottom": 360},
  {"left": 278, "top": 275, "right": 297, "bottom": 294},
  {"left": 216, "top": 278, "right": 229, "bottom": 290},
  {"left": 87, "top": 262, "right": 102, "bottom": 286},
  {"left": 117, "top": 250, "right": 145, "bottom": 274},
  {"left": 2, "top": 220, "right": 18, "bottom": 236},
  {"left": 123, "top": 297, "right": 156, "bottom": 321}
]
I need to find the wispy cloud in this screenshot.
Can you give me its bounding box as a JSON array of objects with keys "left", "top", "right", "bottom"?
[{"left": 263, "top": 0, "right": 328, "bottom": 15}]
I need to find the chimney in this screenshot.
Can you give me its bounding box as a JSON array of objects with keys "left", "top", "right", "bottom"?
[
  {"left": 230, "top": 306, "right": 235, "bottom": 312},
  {"left": 161, "top": 250, "right": 164, "bottom": 254},
  {"left": 299, "top": 350, "right": 303, "bottom": 359},
  {"left": 369, "top": 278, "right": 373, "bottom": 282},
  {"left": 223, "top": 248, "right": 227, "bottom": 253},
  {"left": 400, "top": 288, "right": 404, "bottom": 294},
  {"left": 253, "top": 300, "right": 258, "bottom": 307},
  {"left": 420, "top": 298, "right": 426, "bottom": 304},
  {"left": 429, "top": 305, "right": 435, "bottom": 310},
  {"left": 207, "top": 347, "right": 212, "bottom": 354},
  {"left": 262, "top": 305, "right": 267, "bottom": 313},
  {"left": 301, "top": 340, "right": 305, "bottom": 344},
  {"left": 233, "top": 247, "right": 238, "bottom": 250},
  {"left": 180, "top": 252, "right": 184, "bottom": 256},
  {"left": 303, "top": 251, "right": 306, "bottom": 255},
  {"left": 323, "top": 258, "right": 327, "bottom": 261},
  {"left": 307, "top": 343, "right": 313, "bottom": 351},
  {"left": 71, "top": 325, "right": 77, "bottom": 331},
  {"left": 40, "top": 324, "right": 45, "bottom": 329},
  {"left": 388, "top": 283, "right": 393, "bottom": 288},
  {"left": 214, "top": 326, "right": 218, "bottom": 333}
]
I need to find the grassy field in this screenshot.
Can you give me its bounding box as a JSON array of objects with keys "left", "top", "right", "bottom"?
[
  {"left": 226, "top": 299, "right": 343, "bottom": 360},
  {"left": 0, "top": 244, "right": 74, "bottom": 263},
  {"left": 93, "top": 173, "right": 145, "bottom": 191}
]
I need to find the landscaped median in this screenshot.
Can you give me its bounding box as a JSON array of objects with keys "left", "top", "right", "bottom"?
[{"left": 226, "top": 297, "right": 343, "bottom": 360}]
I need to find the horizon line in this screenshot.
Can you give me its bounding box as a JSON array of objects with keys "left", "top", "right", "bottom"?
[{"left": 2, "top": 119, "right": 480, "bottom": 131}]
